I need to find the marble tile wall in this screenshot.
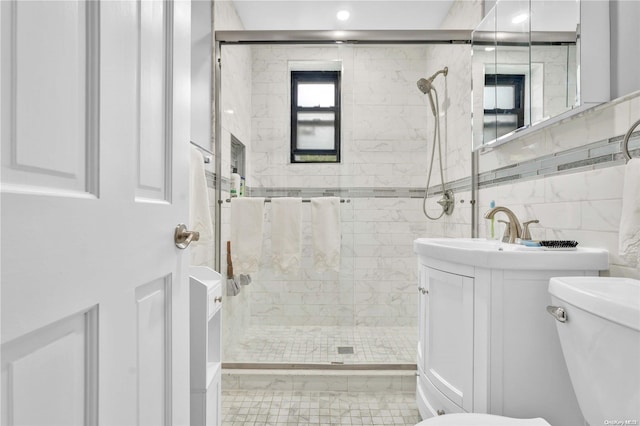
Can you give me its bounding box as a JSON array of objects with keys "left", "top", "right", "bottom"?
[
  {"left": 227, "top": 0, "right": 483, "bottom": 330},
  {"left": 477, "top": 91, "right": 640, "bottom": 279},
  {"left": 244, "top": 41, "right": 477, "bottom": 327}
]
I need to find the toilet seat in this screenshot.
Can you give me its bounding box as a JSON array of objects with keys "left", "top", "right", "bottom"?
[{"left": 416, "top": 413, "right": 551, "bottom": 426}]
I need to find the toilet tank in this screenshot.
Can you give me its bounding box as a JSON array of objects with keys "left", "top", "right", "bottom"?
[{"left": 548, "top": 277, "right": 640, "bottom": 426}]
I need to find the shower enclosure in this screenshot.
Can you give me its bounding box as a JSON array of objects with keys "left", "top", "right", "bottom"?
[{"left": 216, "top": 37, "right": 473, "bottom": 369}]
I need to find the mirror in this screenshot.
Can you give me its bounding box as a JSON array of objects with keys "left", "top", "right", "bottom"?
[{"left": 472, "top": 0, "right": 610, "bottom": 150}]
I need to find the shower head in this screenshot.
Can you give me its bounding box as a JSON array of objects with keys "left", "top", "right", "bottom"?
[
  {"left": 416, "top": 66, "right": 449, "bottom": 94},
  {"left": 417, "top": 66, "right": 448, "bottom": 116}
]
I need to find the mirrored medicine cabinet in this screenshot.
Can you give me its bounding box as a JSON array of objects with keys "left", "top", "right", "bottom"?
[{"left": 472, "top": 0, "right": 611, "bottom": 151}]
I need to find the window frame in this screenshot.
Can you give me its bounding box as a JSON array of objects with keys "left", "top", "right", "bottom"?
[{"left": 290, "top": 70, "right": 341, "bottom": 163}]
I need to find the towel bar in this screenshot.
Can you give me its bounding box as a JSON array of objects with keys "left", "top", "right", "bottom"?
[
  {"left": 190, "top": 140, "right": 213, "bottom": 164},
  {"left": 622, "top": 118, "right": 640, "bottom": 162},
  {"left": 221, "top": 198, "right": 350, "bottom": 204}
]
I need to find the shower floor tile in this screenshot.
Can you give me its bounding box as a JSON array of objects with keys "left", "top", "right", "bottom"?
[
  {"left": 222, "top": 390, "right": 422, "bottom": 425},
  {"left": 225, "top": 326, "right": 416, "bottom": 365}
]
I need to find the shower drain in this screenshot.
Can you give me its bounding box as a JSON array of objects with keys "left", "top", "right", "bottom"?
[{"left": 337, "top": 346, "right": 354, "bottom": 354}]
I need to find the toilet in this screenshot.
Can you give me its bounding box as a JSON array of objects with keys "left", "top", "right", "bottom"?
[{"left": 416, "top": 276, "right": 640, "bottom": 426}]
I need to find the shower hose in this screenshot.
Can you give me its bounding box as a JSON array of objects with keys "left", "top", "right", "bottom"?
[{"left": 422, "top": 88, "right": 447, "bottom": 220}]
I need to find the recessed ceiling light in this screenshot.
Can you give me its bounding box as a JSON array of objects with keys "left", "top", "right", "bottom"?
[
  {"left": 337, "top": 10, "right": 350, "bottom": 21},
  {"left": 512, "top": 13, "right": 528, "bottom": 24},
  {"left": 484, "top": 47, "right": 495, "bottom": 52}
]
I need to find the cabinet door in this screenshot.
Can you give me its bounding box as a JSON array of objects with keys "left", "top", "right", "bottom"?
[
  {"left": 206, "top": 368, "right": 222, "bottom": 426},
  {"left": 417, "top": 264, "right": 428, "bottom": 373},
  {"left": 424, "top": 267, "right": 474, "bottom": 412}
]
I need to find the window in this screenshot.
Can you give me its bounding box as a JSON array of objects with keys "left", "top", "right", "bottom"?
[
  {"left": 290, "top": 71, "right": 341, "bottom": 163},
  {"left": 483, "top": 74, "right": 525, "bottom": 141}
]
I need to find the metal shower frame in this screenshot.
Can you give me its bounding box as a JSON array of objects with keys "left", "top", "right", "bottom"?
[{"left": 212, "top": 30, "right": 477, "bottom": 270}]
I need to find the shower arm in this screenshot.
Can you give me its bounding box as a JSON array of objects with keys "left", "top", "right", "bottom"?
[{"left": 427, "top": 67, "right": 448, "bottom": 83}]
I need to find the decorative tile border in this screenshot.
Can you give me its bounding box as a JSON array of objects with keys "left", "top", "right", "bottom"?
[
  {"left": 206, "top": 130, "right": 639, "bottom": 198},
  {"left": 478, "top": 130, "right": 639, "bottom": 189}
]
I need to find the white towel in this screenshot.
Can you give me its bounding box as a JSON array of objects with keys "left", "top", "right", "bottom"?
[
  {"left": 271, "top": 198, "right": 302, "bottom": 274},
  {"left": 189, "top": 147, "right": 214, "bottom": 266},
  {"left": 311, "top": 197, "right": 341, "bottom": 272},
  {"left": 231, "top": 197, "right": 265, "bottom": 274},
  {"left": 619, "top": 158, "right": 640, "bottom": 268}
]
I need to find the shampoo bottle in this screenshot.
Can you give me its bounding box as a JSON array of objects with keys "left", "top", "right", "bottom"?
[{"left": 230, "top": 168, "right": 241, "bottom": 198}]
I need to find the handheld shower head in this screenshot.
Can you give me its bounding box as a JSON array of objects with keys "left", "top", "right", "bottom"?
[
  {"left": 416, "top": 67, "right": 448, "bottom": 116},
  {"left": 416, "top": 66, "right": 449, "bottom": 93},
  {"left": 416, "top": 77, "right": 432, "bottom": 95}
]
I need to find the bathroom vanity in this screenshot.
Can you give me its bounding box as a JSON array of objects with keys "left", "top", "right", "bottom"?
[{"left": 414, "top": 238, "right": 608, "bottom": 425}]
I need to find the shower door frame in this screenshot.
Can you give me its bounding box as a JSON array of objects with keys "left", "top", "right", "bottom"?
[
  {"left": 212, "top": 31, "right": 476, "bottom": 369},
  {"left": 212, "top": 29, "right": 474, "bottom": 271}
]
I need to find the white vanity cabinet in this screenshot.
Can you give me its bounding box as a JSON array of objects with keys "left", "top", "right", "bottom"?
[
  {"left": 415, "top": 243, "right": 608, "bottom": 426},
  {"left": 190, "top": 267, "right": 223, "bottom": 426}
]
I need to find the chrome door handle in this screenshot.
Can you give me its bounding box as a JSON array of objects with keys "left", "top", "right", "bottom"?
[
  {"left": 546, "top": 305, "right": 568, "bottom": 323},
  {"left": 174, "top": 224, "right": 200, "bottom": 249},
  {"left": 418, "top": 287, "right": 428, "bottom": 295}
]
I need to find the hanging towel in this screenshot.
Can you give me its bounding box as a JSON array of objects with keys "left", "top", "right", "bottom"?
[
  {"left": 311, "top": 197, "right": 341, "bottom": 272},
  {"left": 230, "top": 197, "right": 265, "bottom": 274},
  {"left": 619, "top": 158, "right": 640, "bottom": 268},
  {"left": 189, "top": 147, "right": 214, "bottom": 266},
  {"left": 271, "top": 197, "right": 302, "bottom": 274}
]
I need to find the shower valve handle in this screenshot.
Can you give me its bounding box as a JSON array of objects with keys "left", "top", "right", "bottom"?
[{"left": 436, "top": 190, "right": 455, "bottom": 216}]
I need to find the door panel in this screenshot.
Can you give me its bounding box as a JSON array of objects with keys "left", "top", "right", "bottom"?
[
  {"left": 1, "top": 308, "right": 98, "bottom": 426},
  {"left": 1, "top": 1, "right": 191, "bottom": 425},
  {"left": 424, "top": 267, "right": 474, "bottom": 411},
  {"left": 136, "top": 277, "right": 170, "bottom": 426},
  {"left": 137, "top": 0, "right": 169, "bottom": 202},
  {"left": 417, "top": 263, "right": 427, "bottom": 373},
  {"left": 1, "top": 0, "right": 98, "bottom": 194}
]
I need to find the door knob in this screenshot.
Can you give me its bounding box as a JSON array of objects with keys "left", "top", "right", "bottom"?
[{"left": 174, "top": 224, "right": 200, "bottom": 249}]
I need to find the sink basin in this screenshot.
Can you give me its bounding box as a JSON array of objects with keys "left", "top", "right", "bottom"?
[{"left": 414, "top": 238, "right": 609, "bottom": 270}]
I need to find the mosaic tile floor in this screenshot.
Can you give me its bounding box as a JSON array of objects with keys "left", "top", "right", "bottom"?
[
  {"left": 222, "top": 390, "right": 422, "bottom": 425},
  {"left": 224, "top": 326, "right": 417, "bottom": 365}
]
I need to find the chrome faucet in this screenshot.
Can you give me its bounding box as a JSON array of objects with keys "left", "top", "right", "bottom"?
[{"left": 484, "top": 206, "right": 523, "bottom": 244}]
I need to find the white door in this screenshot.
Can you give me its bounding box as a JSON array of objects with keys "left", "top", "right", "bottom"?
[{"left": 1, "top": 1, "right": 191, "bottom": 425}]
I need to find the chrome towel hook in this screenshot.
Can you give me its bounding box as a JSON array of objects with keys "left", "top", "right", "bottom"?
[{"left": 622, "top": 118, "right": 640, "bottom": 162}]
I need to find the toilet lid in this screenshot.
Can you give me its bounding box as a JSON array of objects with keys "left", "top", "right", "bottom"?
[{"left": 416, "top": 413, "right": 551, "bottom": 426}]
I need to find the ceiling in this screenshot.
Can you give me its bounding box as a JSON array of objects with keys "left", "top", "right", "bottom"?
[{"left": 229, "top": 0, "right": 456, "bottom": 31}]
